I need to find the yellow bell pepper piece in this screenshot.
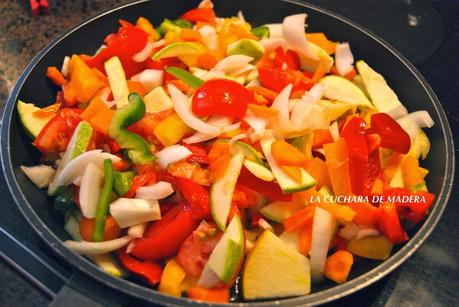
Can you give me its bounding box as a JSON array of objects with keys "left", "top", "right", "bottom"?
[
  {"left": 319, "top": 202, "right": 356, "bottom": 223},
  {"left": 159, "top": 260, "right": 186, "bottom": 297},
  {"left": 401, "top": 155, "right": 425, "bottom": 189},
  {"left": 136, "top": 17, "right": 160, "bottom": 42},
  {"left": 347, "top": 236, "right": 393, "bottom": 260},
  {"left": 154, "top": 113, "right": 193, "bottom": 146},
  {"left": 67, "top": 55, "right": 104, "bottom": 104}
]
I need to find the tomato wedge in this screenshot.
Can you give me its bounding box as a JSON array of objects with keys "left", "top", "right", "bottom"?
[{"left": 192, "top": 79, "right": 251, "bottom": 118}]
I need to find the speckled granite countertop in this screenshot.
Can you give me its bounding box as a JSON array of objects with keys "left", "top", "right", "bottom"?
[{"left": 1, "top": 0, "right": 458, "bottom": 306}]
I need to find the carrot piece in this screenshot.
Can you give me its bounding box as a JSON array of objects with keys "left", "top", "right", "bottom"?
[
  {"left": 90, "top": 108, "right": 115, "bottom": 135},
  {"left": 208, "top": 140, "right": 230, "bottom": 162},
  {"left": 346, "top": 201, "right": 379, "bottom": 225},
  {"left": 281, "top": 165, "right": 303, "bottom": 183},
  {"left": 81, "top": 98, "right": 107, "bottom": 121},
  {"left": 298, "top": 225, "right": 313, "bottom": 256},
  {"left": 324, "top": 250, "right": 354, "bottom": 284},
  {"left": 127, "top": 80, "right": 146, "bottom": 96},
  {"left": 208, "top": 153, "right": 231, "bottom": 181},
  {"left": 79, "top": 216, "right": 121, "bottom": 242},
  {"left": 179, "top": 28, "right": 202, "bottom": 42},
  {"left": 311, "top": 60, "right": 328, "bottom": 84},
  {"left": 323, "top": 138, "right": 352, "bottom": 196},
  {"left": 303, "top": 157, "right": 331, "bottom": 189},
  {"left": 197, "top": 51, "right": 218, "bottom": 70},
  {"left": 247, "top": 86, "right": 278, "bottom": 101},
  {"left": 312, "top": 129, "right": 334, "bottom": 149},
  {"left": 283, "top": 206, "right": 315, "bottom": 232},
  {"left": 62, "top": 83, "right": 78, "bottom": 106},
  {"left": 46, "top": 66, "right": 67, "bottom": 86},
  {"left": 187, "top": 287, "right": 230, "bottom": 303},
  {"left": 271, "top": 140, "right": 308, "bottom": 166},
  {"left": 247, "top": 104, "right": 278, "bottom": 118},
  {"left": 401, "top": 155, "right": 424, "bottom": 188}
]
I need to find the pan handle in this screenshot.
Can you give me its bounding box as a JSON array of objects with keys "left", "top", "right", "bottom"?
[{"left": 50, "top": 271, "right": 127, "bottom": 307}]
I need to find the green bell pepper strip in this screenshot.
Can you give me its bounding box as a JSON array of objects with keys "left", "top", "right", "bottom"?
[
  {"left": 251, "top": 26, "right": 270, "bottom": 39},
  {"left": 165, "top": 67, "right": 204, "bottom": 89},
  {"left": 173, "top": 18, "right": 193, "bottom": 29},
  {"left": 113, "top": 171, "right": 135, "bottom": 196},
  {"left": 93, "top": 159, "right": 115, "bottom": 242},
  {"left": 108, "top": 93, "right": 155, "bottom": 165}
]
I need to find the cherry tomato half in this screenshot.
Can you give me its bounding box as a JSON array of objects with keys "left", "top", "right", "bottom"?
[{"left": 192, "top": 79, "right": 251, "bottom": 118}]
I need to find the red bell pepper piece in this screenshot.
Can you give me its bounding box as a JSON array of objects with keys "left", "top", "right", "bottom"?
[
  {"left": 273, "top": 47, "right": 300, "bottom": 70},
  {"left": 124, "top": 171, "right": 157, "bottom": 198},
  {"left": 130, "top": 204, "right": 200, "bottom": 260},
  {"left": 258, "top": 66, "right": 313, "bottom": 93},
  {"left": 176, "top": 178, "right": 210, "bottom": 219},
  {"left": 383, "top": 188, "right": 435, "bottom": 223},
  {"left": 184, "top": 144, "right": 210, "bottom": 165},
  {"left": 370, "top": 113, "right": 411, "bottom": 154},
  {"left": 84, "top": 21, "right": 148, "bottom": 78},
  {"left": 238, "top": 167, "right": 292, "bottom": 202},
  {"left": 377, "top": 202, "right": 408, "bottom": 244},
  {"left": 33, "top": 108, "right": 82, "bottom": 154},
  {"left": 117, "top": 249, "right": 163, "bottom": 285},
  {"left": 181, "top": 8, "right": 216, "bottom": 23},
  {"left": 341, "top": 117, "right": 369, "bottom": 195},
  {"left": 365, "top": 134, "right": 382, "bottom": 193}
]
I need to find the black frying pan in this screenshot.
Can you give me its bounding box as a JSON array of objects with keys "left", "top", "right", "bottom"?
[{"left": 1, "top": 0, "right": 455, "bottom": 305}]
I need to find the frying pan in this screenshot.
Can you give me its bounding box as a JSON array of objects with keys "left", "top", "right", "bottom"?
[{"left": 1, "top": 0, "right": 454, "bottom": 305}]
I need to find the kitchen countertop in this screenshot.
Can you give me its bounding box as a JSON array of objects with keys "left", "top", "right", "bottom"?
[{"left": 0, "top": 0, "right": 458, "bottom": 306}]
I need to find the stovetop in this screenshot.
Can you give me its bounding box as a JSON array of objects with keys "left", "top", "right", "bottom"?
[{"left": 1, "top": 0, "right": 458, "bottom": 306}]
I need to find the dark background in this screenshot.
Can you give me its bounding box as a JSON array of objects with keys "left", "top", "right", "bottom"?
[{"left": 0, "top": 0, "right": 458, "bottom": 306}]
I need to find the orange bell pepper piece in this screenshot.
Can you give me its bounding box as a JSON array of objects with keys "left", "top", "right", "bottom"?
[
  {"left": 312, "top": 129, "right": 334, "bottom": 149},
  {"left": 271, "top": 140, "right": 308, "bottom": 166},
  {"left": 298, "top": 225, "right": 313, "bottom": 256},
  {"left": 346, "top": 201, "right": 379, "bottom": 225},
  {"left": 81, "top": 98, "right": 114, "bottom": 134},
  {"left": 401, "top": 155, "right": 424, "bottom": 189},
  {"left": 323, "top": 138, "right": 352, "bottom": 196},
  {"left": 304, "top": 157, "right": 331, "bottom": 189},
  {"left": 127, "top": 80, "right": 146, "bottom": 97},
  {"left": 67, "top": 55, "right": 104, "bottom": 104},
  {"left": 187, "top": 287, "right": 230, "bottom": 303},
  {"left": 283, "top": 206, "right": 315, "bottom": 232}
]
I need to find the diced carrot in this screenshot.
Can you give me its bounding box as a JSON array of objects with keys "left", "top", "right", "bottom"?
[
  {"left": 197, "top": 51, "right": 218, "bottom": 70},
  {"left": 247, "top": 86, "right": 278, "bottom": 101},
  {"left": 401, "top": 155, "right": 424, "bottom": 188},
  {"left": 62, "top": 83, "right": 78, "bottom": 106},
  {"left": 81, "top": 98, "right": 107, "bottom": 121},
  {"left": 179, "top": 28, "right": 202, "bottom": 42},
  {"left": 298, "top": 225, "right": 313, "bottom": 256},
  {"left": 311, "top": 60, "right": 328, "bottom": 84},
  {"left": 127, "top": 80, "right": 146, "bottom": 96},
  {"left": 247, "top": 104, "right": 278, "bottom": 118},
  {"left": 324, "top": 250, "right": 354, "bottom": 284},
  {"left": 252, "top": 92, "right": 269, "bottom": 105},
  {"left": 90, "top": 108, "right": 115, "bottom": 134},
  {"left": 166, "top": 79, "right": 190, "bottom": 92},
  {"left": 346, "top": 201, "right": 379, "bottom": 225},
  {"left": 208, "top": 140, "right": 230, "bottom": 162},
  {"left": 283, "top": 206, "right": 315, "bottom": 232},
  {"left": 208, "top": 153, "right": 231, "bottom": 181},
  {"left": 303, "top": 157, "right": 331, "bottom": 189},
  {"left": 271, "top": 140, "right": 308, "bottom": 166},
  {"left": 323, "top": 138, "right": 352, "bottom": 196},
  {"left": 46, "top": 66, "right": 67, "bottom": 86},
  {"left": 32, "top": 103, "right": 61, "bottom": 118},
  {"left": 312, "top": 129, "right": 334, "bottom": 149},
  {"left": 187, "top": 287, "right": 230, "bottom": 303},
  {"left": 79, "top": 216, "right": 121, "bottom": 242}
]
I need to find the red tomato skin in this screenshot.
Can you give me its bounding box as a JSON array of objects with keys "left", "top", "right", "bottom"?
[
  {"left": 130, "top": 204, "right": 200, "bottom": 261},
  {"left": 192, "top": 79, "right": 250, "bottom": 118},
  {"left": 176, "top": 221, "right": 222, "bottom": 277}
]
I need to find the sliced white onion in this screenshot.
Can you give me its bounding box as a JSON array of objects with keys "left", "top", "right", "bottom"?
[
  {"left": 183, "top": 115, "right": 233, "bottom": 144},
  {"left": 55, "top": 150, "right": 120, "bottom": 187},
  {"left": 214, "top": 55, "right": 254, "bottom": 74},
  {"left": 151, "top": 39, "right": 166, "bottom": 49},
  {"left": 61, "top": 56, "right": 70, "bottom": 78},
  {"left": 201, "top": 70, "right": 226, "bottom": 81},
  {"left": 246, "top": 77, "right": 261, "bottom": 87},
  {"left": 230, "top": 64, "right": 256, "bottom": 77},
  {"left": 271, "top": 84, "right": 293, "bottom": 125},
  {"left": 355, "top": 227, "right": 380, "bottom": 240},
  {"left": 329, "top": 121, "right": 340, "bottom": 142},
  {"left": 335, "top": 43, "right": 354, "bottom": 76},
  {"left": 228, "top": 133, "right": 248, "bottom": 146},
  {"left": 310, "top": 207, "right": 334, "bottom": 282},
  {"left": 244, "top": 110, "right": 267, "bottom": 138},
  {"left": 260, "top": 38, "right": 287, "bottom": 53},
  {"left": 258, "top": 218, "right": 274, "bottom": 231},
  {"left": 110, "top": 198, "right": 161, "bottom": 228},
  {"left": 199, "top": 25, "right": 218, "bottom": 50},
  {"left": 73, "top": 176, "right": 83, "bottom": 186},
  {"left": 131, "top": 69, "right": 163, "bottom": 92},
  {"left": 128, "top": 223, "right": 148, "bottom": 239},
  {"left": 198, "top": 0, "right": 213, "bottom": 8},
  {"left": 237, "top": 10, "right": 246, "bottom": 23},
  {"left": 155, "top": 144, "right": 192, "bottom": 169},
  {"left": 291, "top": 100, "right": 329, "bottom": 130},
  {"left": 397, "top": 111, "right": 434, "bottom": 128},
  {"left": 338, "top": 222, "right": 359, "bottom": 240},
  {"left": 135, "top": 181, "right": 174, "bottom": 200},
  {"left": 132, "top": 41, "right": 155, "bottom": 62},
  {"left": 313, "top": 148, "right": 325, "bottom": 156},
  {"left": 301, "top": 83, "right": 325, "bottom": 104},
  {"left": 79, "top": 163, "right": 103, "bottom": 218},
  {"left": 282, "top": 14, "right": 317, "bottom": 60},
  {"left": 169, "top": 84, "right": 241, "bottom": 134},
  {"left": 264, "top": 23, "right": 283, "bottom": 38},
  {"left": 64, "top": 236, "right": 133, "bottom": 255},
  {"left": 20, "top": 165, "right": 55, "bottom": 189}
]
